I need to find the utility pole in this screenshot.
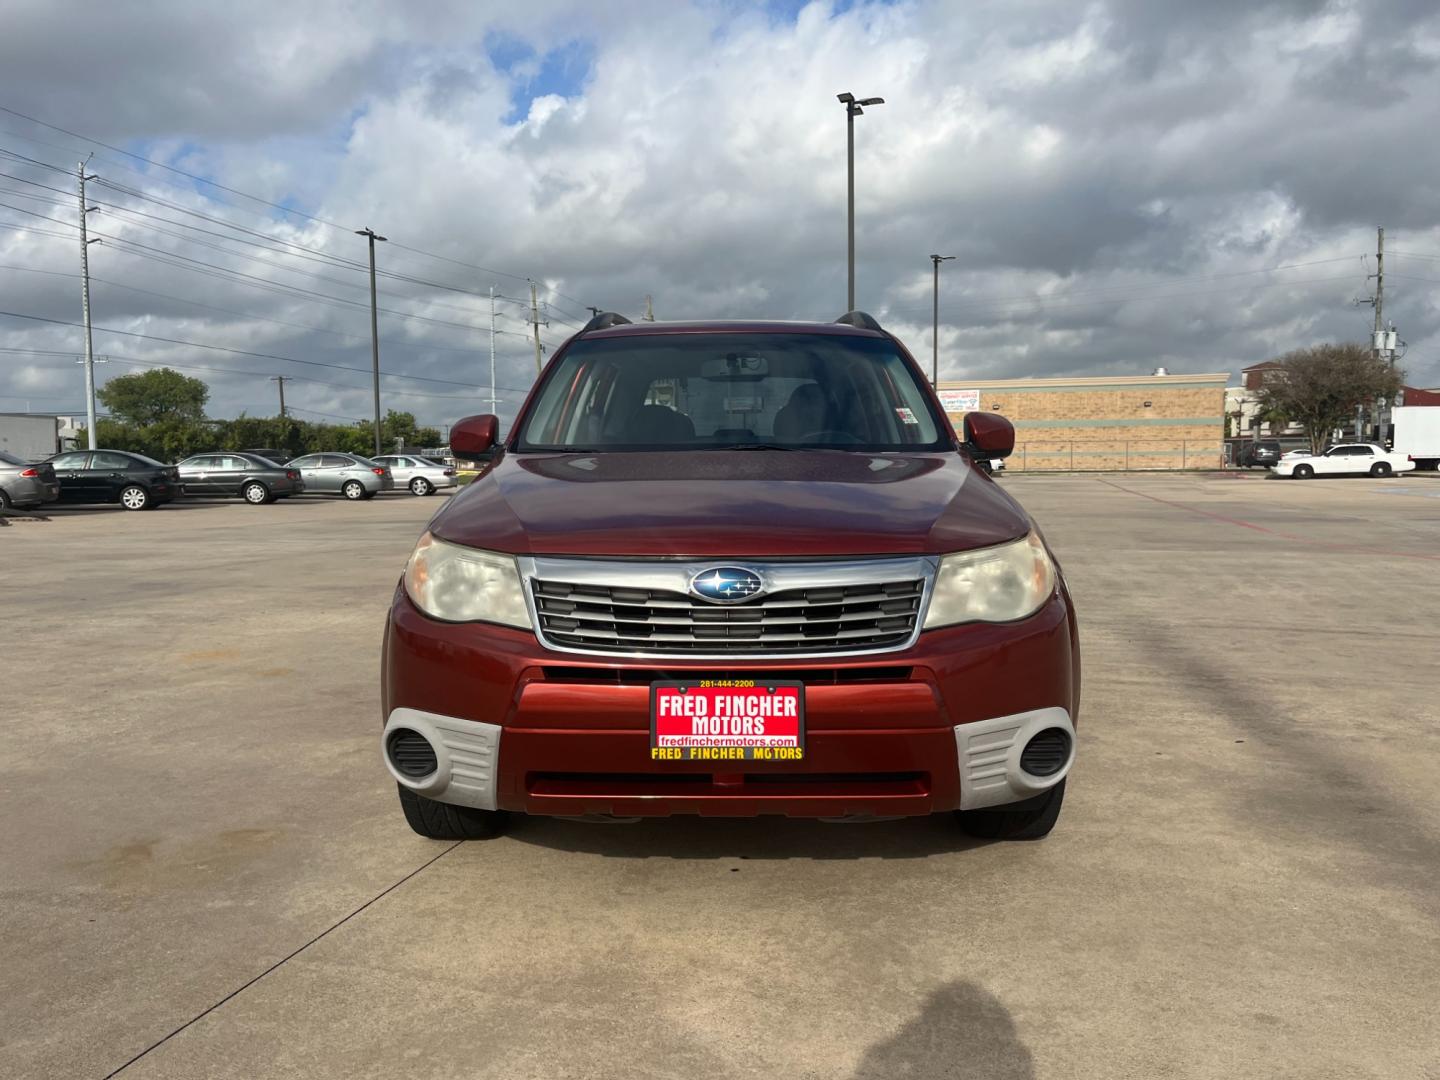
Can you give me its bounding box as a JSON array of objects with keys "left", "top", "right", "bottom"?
[
  {"left": 529, "top": 281, "right": 545, "bottom": 373},
  {"left": 488, "top": 286, "right": 500, "bottom": 415},
  {"left": 837, "top": 92, "right": 884, "bottom": 311},
  {"left": 930, "top": 254, "right": 955, "bottom": 386},
  {"left": 643, "top": 294, "right": 655, "bottom": 322},
  {"left": 270, "top": 375, "right": 290, "bottom": 418},
  {"left": 1373, "top": 226, "right": 1384, "bottom": 361},
  {"left": 355, "top": 227, "right": 386, "bottom": 455},
  {"left": 77, "top": 161, "right": 100, "bottom": 450}
]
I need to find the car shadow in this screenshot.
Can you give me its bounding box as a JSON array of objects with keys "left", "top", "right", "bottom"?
[
  {"left": 0, "top": 508, "right": 53, "bottom": 526},
  {"left": 851, "top": 981, "right": 1035, "bottom": 1079},
  {"left": 508, "top": 812, "right": 988, "bottom": 860}
]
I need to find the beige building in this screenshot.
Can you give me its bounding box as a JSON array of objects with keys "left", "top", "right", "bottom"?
[{"left": 937, "top": 372, "right": 1229, "bottom": 471}]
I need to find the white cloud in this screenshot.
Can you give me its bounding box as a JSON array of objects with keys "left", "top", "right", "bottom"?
[{"left": 2, "top": 0, "right": 1439, "bottom": 431}]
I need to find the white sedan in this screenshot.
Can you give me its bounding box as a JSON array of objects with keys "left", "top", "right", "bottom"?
[{"left": 1271, "top": 443, "right": 1415, "bottom": 478}]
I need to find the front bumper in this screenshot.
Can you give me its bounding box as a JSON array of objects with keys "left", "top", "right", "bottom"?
[{"left": 381, "top": 585, "right": 1080, "bottom": 818}]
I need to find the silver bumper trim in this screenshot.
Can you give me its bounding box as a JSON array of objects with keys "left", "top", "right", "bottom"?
[
  {"left": 382, "top": 708, "right": 501, "bottom": 811},
  {"left": 955, "top": 707, "right": 1075, "bottom": 810}
]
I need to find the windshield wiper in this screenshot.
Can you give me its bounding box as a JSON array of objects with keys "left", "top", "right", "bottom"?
[{"left": 701, "top": 443, "right": 803, "bottom": 451}]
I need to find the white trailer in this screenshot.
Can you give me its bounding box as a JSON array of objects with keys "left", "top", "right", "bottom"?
[
  {"left": 0, "top": 414, "right": 61, "bottom": 461},
  {"left": 1391, "top": 406, "right": 1440, "bottom": 470}
]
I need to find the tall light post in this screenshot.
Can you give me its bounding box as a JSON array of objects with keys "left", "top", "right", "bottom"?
[
  {"left": 837, "top": 92, "right": 884, "bottom": 312},
  {"left": 355, "top": 227, "right": 387, "bottom": 455},
  {"left": 930, "top": 254, "right": 955, "bottom": 386}
]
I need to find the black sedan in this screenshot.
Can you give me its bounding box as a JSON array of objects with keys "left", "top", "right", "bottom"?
[
  {"left": 176, "top": 452, "right": 305, "bottom": 504},
  {"left": 46, "top": 449, "right": 181, "bottom": 510}
]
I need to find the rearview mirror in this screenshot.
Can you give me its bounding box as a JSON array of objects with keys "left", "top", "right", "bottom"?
[
  {"left": 962, "top": 412, "right": 1014, "bottom": 461},
  {"left": 450, "top": 414, "right": 499, "bottom": 462}
]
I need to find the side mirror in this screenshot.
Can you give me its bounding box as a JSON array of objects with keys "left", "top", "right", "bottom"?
[
  {"left": 450, "top": 414, "right": 499, "bottom": 462},
  {"left": 962, "top": 411, "right": 1014, "bottom": 462}
]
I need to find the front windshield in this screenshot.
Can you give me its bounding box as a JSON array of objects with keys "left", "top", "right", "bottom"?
[{"left": 516, "top": 332, "right": 948, "bottom": 453}]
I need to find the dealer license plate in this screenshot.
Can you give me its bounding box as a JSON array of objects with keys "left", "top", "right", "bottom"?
[{"left": 650, "top": 680, "right": 805, "bottom": 762}]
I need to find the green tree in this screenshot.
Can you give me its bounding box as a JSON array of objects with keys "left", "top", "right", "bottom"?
[
  {"left": 1256, "top": 343, "right": 1403, "bottom": 454},
  {"left": 96, "top": 368, "right": 209, "bottom": 426}
]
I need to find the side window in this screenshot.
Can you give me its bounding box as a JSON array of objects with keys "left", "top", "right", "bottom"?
[
  {"left": 289, "top": 455, "right": 320, "bottom": 468},
  {"left": 51, "top": 452, "right": 91, "bottom": 469},
  {"left": 1352, "top": 446, "right": 1374, "bottom": 456},
  {"left": 188, "top": 455, "right": 220, "bottom": 469},
  {"left": 220, "top": 456, "right": 250, "bottom": 470},
  {"left": 91, "top": 452, "right": 134, "bottom": 470},
  {"left": 320, "top": 455, "right": 351, "bottom": 469}
]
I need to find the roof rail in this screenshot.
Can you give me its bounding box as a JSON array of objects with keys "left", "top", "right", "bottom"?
[
  {"left": 581, "top": 311, "right": 634, "bottom": 332},
  {"left": 835, "top": 310, "right": 883, "bottom": 331}
]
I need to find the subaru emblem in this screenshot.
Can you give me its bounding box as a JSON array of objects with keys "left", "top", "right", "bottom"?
[{"left": 689, "top": 567, "right": 764, "bottom": 604}]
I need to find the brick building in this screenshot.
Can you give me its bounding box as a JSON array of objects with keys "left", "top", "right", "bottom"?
[{"left": 936, "top": 372, "right": 1228, "bottom": 471}]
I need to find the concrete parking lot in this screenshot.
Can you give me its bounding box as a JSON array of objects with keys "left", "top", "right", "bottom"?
[{"left": 2, "top": 476, "right": 1438, "bottom": 1079}]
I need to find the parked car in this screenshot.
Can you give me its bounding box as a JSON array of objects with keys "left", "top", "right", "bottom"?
[
  {"left": 0, "top": 449, "right": 60, "bottom": 510},
  {"left": 372, "top": 454, "right": 457, "bottom": 495},
  {"left": 1271, "top": 443, "right": 1415, "bottom": 478},
  {"left": 239, "top": 448, "right": 295, "bottom": 466},
  {"left": 176, "top": 452, "right": 305, "bottom": 504},
  {"left": 45, "top": 449, "right": 181, "bottom": 510},
  {"left": 287, "top": 452, "right": 395, "bottom": 499},
  {"left": 1236, "top": 440, "right": 1283, "bottom": 468},
  {"left": 380, "top": 311, "right": 1079, "bottom": 843},
  {"left": 1280, "top": 448, "right": 1313, "bottom": 461}
]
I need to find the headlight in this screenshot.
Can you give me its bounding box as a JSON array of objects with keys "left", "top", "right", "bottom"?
[
  {"left": 923, "top": 530, "right": 1056, "bottom": 629},
  {"left": 403, "top": 532, "right": 531, "bottom": 628}
]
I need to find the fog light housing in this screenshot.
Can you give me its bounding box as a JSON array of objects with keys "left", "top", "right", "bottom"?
[
  {"left": 1019, "top": 728, "right": 1071, "bottom": 777},
  {"left": 386, "top": 728, "right": 438, "bottom": 778}
]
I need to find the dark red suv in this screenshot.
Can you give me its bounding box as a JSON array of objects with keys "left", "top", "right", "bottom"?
[{"left": 381, "top": 312, "right": 1080, "bottom": 841}]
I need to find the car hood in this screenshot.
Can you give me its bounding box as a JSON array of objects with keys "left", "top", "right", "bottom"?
[{"left": 431, "top": 451, "right": 1031, "bottom": 557}]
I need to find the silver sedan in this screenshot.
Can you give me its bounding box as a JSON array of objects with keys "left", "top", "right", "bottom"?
[
  {"left": 286, "top": 453, "right": 395, "bottom": 500},
  {"left": 372, "top": 454, "right": 457, "bottom": 496},
  {"left": 0, "top": 449, "right": 60, "bottom": 510}
]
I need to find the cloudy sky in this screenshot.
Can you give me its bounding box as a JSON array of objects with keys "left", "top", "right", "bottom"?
[{"left": 2, "top": 0, "right": 1438, "bottom": 431}]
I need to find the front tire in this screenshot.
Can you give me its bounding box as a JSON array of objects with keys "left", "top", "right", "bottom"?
[
  {"left": 242, "top": 481, "right": 271, "bottom": 504},
  {"left": 957, "top": 780, "right": 1065, "bottom": 841},
  {"left": 409, "top": 477, "right": 432, "bottom": 496},
  {"left": 342, "top": 480, "right": 365, "bottom": 500},
  {"left": 119, "top": 485, "right": 151, "bottom": 511},
  {"left": 397, "top": 785, "right": 508, "bottom": 840},
  {"left": 1293, "top": 464, "right": 1314, "bottom": 479}
]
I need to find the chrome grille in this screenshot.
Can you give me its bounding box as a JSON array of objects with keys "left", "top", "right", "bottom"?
[{"left": 531, "top": 577, "right": 925, "bottom": 655}]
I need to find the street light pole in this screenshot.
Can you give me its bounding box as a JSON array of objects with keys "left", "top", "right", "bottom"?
[
  {"left": 930, "top": 254, "right": 955, "bottom": 386},
  {"left": 355, "top": 227, "right": 387, "bottom": 456},
  {"left": 837, "top": 92, "right": 884, "bottom": 312}
]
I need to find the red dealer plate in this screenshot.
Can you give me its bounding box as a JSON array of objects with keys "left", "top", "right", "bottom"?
[{"left": 650, "top": 680, "right": 805, "bottom": 763}]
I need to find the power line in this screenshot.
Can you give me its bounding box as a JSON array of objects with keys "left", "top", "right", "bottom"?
[
  {"left": 3, "top": 144, "right": 576, "bottom": 329},
  {"left": 0, "top": 107, "right": 593, "bottom": 310},
  {"left": 0, "top": 307, "right": 540, "bottom": 392},
  {"left": 0, "top": 346, "right": 531, "bottom": 402}
]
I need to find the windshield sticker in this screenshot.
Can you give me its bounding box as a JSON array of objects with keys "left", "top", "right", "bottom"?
[
  {"left": 724, "top": 396, "right": 764, "bottom": 413},
  {"left": 895, "top": 407, "right": 920, "bottom": 424}
]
